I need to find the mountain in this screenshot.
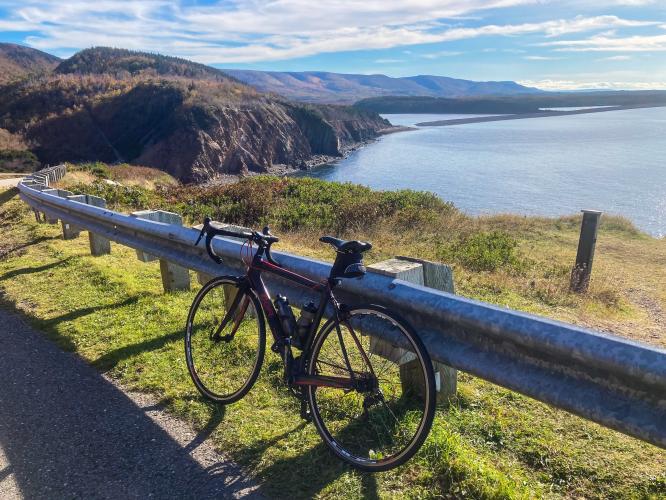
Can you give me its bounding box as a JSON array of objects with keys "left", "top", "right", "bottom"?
[
  {"left": 355, "top": 91, "right": 666, "bottom": 114},
  {"left": 0, "top": 48, "right": 389, "bottom": 181},
  {"left": 221, "top": 69, "right": 541, "bottom": 104},
  {"left": 55, "top": 47, "right": 233, "bottom": 82},
  {"left": 0, "top": 43, "right": 61, "bottom": 83}
]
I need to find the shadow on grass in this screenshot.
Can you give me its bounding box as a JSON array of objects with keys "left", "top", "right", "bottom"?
[
  {"left": 0, "top": 256, "right": 72, "bottom": 281},
  {"left": 42, "top": 294, "right": 147, "bottom": 326},
  {"left": 0, "top": 235, "right": 59, "bottom": 260},
  {"left": 0, "top": 187, "right": 18, "bottom": 206},
  {"left": 92, "top": 329, "right": 184, "bottom": 372},
  {"left": 232, "top": 418, "right": 380, "bottom": 499}
]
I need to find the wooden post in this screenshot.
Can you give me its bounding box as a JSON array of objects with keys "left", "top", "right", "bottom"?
[
  {"left": 570, "top": 210, "right": 602, "bottom": 293},
  {"left": 367, "top": 257, "right": 457, "bottom": 403},
  {"left": 67, "top": 194, "right": 111, "bottom": 255},
  {"left": 131, "top": 210, "right": 190, "bottom": 292},
  {"left": 397, "top": 256, "right": 458, "bottom": 399}
]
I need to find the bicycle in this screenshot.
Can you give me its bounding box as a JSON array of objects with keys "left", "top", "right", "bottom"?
[{"left": 186, "top": 217, "right": 436, "bottom": 471}]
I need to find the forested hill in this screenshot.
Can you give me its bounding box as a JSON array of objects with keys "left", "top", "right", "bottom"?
[
  {"left": 0, "top": 47, "right": 389, "bottom": 181},
  {"left": 55, "top": 47, "right": 234, "bottom": 82},
  {"left": 222, "top": 69, "right": 540, "bottom": 104},
  {"left": 0, "top": 43, "right": 61, "bottom": 83},
  {"left": 355, "top": 92, "right": 666, "bottom": 114}
]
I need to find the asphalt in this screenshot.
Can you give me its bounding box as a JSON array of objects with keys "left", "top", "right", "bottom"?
[{"left": 0, "top": 308, "right": 262, "bottom": 499}]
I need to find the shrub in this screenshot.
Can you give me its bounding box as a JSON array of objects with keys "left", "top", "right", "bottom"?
[
  {"left": 448, "top": 230, "right": 520, "bottom": 272},
  {"left": 69, "top": 161, "right": 111, "bottom": 179}
]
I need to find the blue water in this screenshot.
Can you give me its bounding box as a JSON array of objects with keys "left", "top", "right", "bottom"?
[{"left": 304, "top": 108, "right": 666, "bottom": 237}]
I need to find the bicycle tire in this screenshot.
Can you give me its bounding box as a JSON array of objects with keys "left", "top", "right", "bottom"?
[
  {"left": 185, "top": 276, "right": 266, "bottom": 404},
  {"left": 306, "top": 304, "right": 436, "bottom": 471}
]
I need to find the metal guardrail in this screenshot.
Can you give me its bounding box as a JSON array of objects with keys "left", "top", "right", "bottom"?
[{"left": 16, "top": 165, "right": 666, "bottom": 449}]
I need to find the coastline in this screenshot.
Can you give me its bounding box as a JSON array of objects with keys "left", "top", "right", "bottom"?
[
  {"left": 204, "top": 126, "right": 410, "bottom": 186},
  {"left": 415, "top": 104, "right": 666, "bottom": 127}
]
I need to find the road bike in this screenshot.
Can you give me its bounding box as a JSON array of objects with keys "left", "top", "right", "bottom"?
[{"left": 185, "top": 218, "right": 435, "bottom": 471}]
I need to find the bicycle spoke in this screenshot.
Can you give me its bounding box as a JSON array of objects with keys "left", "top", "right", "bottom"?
[{"left": 308, "top": 307, "right": 434, "bottom": 470}]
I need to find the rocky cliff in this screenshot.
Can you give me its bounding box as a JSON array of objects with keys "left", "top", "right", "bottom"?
[{"left": 0, "top": 76, "right": 389, "bottom": 182}]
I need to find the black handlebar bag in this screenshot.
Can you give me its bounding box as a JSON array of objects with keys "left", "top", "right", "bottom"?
[{"left": 330, "top": 251, "right": 366, "bottom": 279}]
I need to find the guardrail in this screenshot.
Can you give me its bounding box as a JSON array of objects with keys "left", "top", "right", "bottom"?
[{"left": 16, "top": 165, "right": 666, "bottom": 449}]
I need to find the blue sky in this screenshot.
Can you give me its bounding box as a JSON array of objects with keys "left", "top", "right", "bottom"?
[{"left": 1, "top": 1, "right": 665, "bottom": 90}]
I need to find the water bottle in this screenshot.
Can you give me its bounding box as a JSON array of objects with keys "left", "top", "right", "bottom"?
[
  {"left": 293, "top": 302, "right": 317, "bottom": 349},
  {"left": 274, "top": 295, "right": 296, "bottom": 337}
]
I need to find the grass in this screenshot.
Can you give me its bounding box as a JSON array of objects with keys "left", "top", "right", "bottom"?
[{"left": 0, "top": 177, "right": 664, "bottom": 498}]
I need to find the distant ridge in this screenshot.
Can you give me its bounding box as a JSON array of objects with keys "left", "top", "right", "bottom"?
[
  {"left": 0, "top": 43, "right": 61, "bottom": 83},
  {"left": 55, "top": 47, "right": 234, "bottom": 82},
  {"left": 222, "top": 69, "right": 541, "bottom": 104}
]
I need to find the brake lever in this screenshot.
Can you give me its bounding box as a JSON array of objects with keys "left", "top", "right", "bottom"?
[
  {"left": 195, "top": 225, "right": 206, "bottom": 246},
  {"left": 195, "top": 217, "right": 211, "bottom": 246}
]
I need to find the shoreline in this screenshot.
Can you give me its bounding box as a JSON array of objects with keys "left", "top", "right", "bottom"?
[
  {"left": 204, "top": 127, "right": 409, "bottom": 186},
  {"left": 415, "top": 104, "right": 666, "bottom": 127}
]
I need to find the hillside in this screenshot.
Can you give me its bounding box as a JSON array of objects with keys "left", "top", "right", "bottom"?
[
  {"left": 55, "top": 47, "right": 233, "bottom": 82},
  {"left": 0, "top": 43, "right": 61, "bottom": 83},
  {"left": 355, "top": 91, "right": 666, "bottom": 114},
  {"left": 222, "top": 69, "right": 540, "bottom": 104},
  {"left": 0, "top": 48, "right": 389, "bottom": 181}
]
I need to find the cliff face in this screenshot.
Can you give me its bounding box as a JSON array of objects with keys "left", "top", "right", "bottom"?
[{"left": 1, "top": 78, "right": 389, "bottom": 182}]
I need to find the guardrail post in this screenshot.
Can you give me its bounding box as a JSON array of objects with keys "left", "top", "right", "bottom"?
[
  {"left": 396, "top": 256, "right": 458, "bottom": 400},
  {"left": 368, "top": 257, "right": 457, "bottom": 403},
  {"left": 193, "top": 222, "right": 256, "bottom": 318},
  {"left": 68, "top": 194, "right": 111, "bottom": 255},
  {"left": 44, "top": 189, "right": 80, "bottom": 239},
  {"left": 42, "top": 188, "right": 72, "bottom": 224},
  {"left": 131, "top": 210, "right": 191, "bottom": 292},
  {"left": 570, "top": 210, "right": 602, "bottom": 293}
]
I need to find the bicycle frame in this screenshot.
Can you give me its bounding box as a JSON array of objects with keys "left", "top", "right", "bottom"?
[{"left": 240, "top": 243, "right": 360, "bottom": 391}]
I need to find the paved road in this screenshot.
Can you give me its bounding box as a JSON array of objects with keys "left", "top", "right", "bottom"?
[
  {"left": 0, "top": 308, "right": 262, "bottom": 499},
  {"left": 0, "top": 177, "right": 23, "bottom": 188}
]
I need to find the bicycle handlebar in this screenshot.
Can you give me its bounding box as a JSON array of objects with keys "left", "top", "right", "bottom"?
[{"left": 195, "top": 217, "right": 280, "bottom": 266}]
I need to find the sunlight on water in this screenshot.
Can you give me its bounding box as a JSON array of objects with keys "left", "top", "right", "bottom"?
[{"left": 304, "top": 108, "right": 666, "bottom": 237}]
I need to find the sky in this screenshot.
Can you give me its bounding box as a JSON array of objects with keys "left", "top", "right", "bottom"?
[{"left": 0, "top": 0, "right": 665, "bottom": 90}]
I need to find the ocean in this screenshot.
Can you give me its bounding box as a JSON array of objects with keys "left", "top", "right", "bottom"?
[{"left": 302, "top": 107, "right": 666, "bottom": 237}]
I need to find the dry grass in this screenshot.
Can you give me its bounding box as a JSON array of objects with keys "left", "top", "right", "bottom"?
[
  {"left": 108, "top": 164, "right": 178, "bottom": 188},
  {"left": 0, "top": 128, "right": 29, "bottom": 150},
  {"left": 57, "top": 162, "right": 178, "bottom": 191}
]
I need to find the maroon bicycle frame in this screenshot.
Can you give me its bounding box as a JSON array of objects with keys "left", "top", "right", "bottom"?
[{"left": 243, "top": 246, "right": 359, "bottom": 390}]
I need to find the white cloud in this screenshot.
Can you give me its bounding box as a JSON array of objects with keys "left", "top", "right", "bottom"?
[
  {"left": 519, "top": 78, "right": 666, "bottom": 90},
  {"left": 541, "top": 33, "right": 666, "bottom": 52},
  {"left": 421, "top": 50, "right": 463, "bottom": 59},
  {"left": 524, "top": 55, "right": 563, "bottom": 60},
  {"left": 374, "top": 58, "right": 404, "bottom": 64},
  {"left": 0, "top": 1, "right": 660, "bottom": 64},
  {"left": 599, "top": 55, "right": 632, "bottom": 60}
]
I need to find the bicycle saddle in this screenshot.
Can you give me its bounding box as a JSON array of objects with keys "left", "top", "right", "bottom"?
[{"left": 320, "top": 236, "right": 372, "bottom": 254}]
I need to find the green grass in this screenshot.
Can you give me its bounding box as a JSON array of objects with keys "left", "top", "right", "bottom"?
[{"left": 1, "top": 186, "right": 664, "bottom": 499}]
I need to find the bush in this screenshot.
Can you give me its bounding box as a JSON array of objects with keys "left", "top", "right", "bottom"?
[
  {"left": 165, "top": 176, "right": 457, "bottom": 234},
  {"left": 447, "top": 231, "right": 520, "bottom": 272},
  {"left": 69, "top": 161, "right": 111, "bottom": 179}
]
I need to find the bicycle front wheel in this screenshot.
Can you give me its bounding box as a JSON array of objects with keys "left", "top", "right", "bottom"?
[
  {"left": 185, "top": 276, "right": 265, "bottom": 404},
  {"left": 306, "top": 305, "right": 435, "bottom": 471}
]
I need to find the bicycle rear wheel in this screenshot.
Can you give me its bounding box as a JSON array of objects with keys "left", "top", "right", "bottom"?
[
  {"left": 185, "top": 276, "right": 265, "bottom": 404},
  {"left": 306, "top": 305, "right": 435, "bottom": 471}
]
